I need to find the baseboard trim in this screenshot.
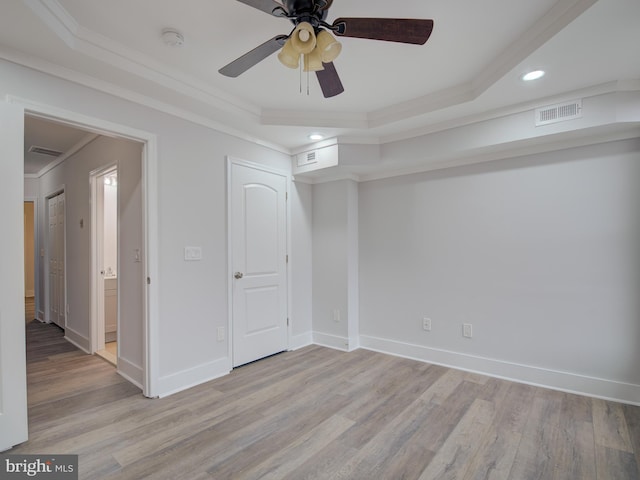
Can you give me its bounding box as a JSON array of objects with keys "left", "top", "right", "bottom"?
[
  {"left": 312, "top": 332, "right": 350, "bottom": 352},
  {"left": 290, "top": 332, "right": 313, "bottom": 350},
  {"left": 64, "top": 327, "right": 90, "bottom": 354},
  {"left": 359, "top": 335, "right": 640, "bottom": 406},
  {"left": 118, "top": 356, "right": 143, "bottom": 390},
  {"left": 156, "top": 357, "right": 231, "bottom": 398}
]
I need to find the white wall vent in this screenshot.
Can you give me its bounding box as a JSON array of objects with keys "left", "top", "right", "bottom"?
[
  {"left": 28, "top": 145, "right": 63, "bottom": 157},
  {"left": 535, "top": 99, "right": 582, "bottom": 126},
  {"left": 296, "top": 150, "right": 318, "bottom": 167}
]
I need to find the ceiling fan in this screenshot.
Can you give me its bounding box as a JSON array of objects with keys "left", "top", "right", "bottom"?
[{"left": 219, "top": 0, "right": 434, "bottom": 98}]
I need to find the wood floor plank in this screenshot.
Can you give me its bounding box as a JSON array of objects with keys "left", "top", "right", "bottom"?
[
  {"left": 506, "top": 392, "right": 563, "bottom": 480},
  {"left": 623, "top": 404, "right": 640, "bottom": 476},
  {"left": 11, "top": 320, "right": 640, "bottom": 480},
  {"left": 595, "top": 445, "right": 640, "bottom": 479},
  {"left": 593, "top": 398, "right": 634, "bottom": 452},
  {"left": 238, "top": 414, "right": 356, "bottom": 480},
  {"left": 418, "top": 398, "right": 495, "bottom": 479},
  {"left": 551, "top": 393, "right": 596, "bottom": 480}
]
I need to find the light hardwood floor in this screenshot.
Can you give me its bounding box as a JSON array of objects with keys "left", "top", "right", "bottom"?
[{"left": 12, "top": 321, "right": 640, "bottom": 479}]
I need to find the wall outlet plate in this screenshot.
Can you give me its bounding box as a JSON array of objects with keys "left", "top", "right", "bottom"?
[
  {"left": 463, "top": 323, "right": 473, "bottom": 338},
  {"left": 184, "top": 246, "right": 202, "bottom": 261},
  {"left": 422, "top": 317, "right": 432, "bottom": 331}
]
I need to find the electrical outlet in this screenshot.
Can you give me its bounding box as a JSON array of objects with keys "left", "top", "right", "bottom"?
[
  {"left": 217, "top": 326, "right": 225, "bottom": 342},
  {"left": 333, "top": 309, "right": 341, "bottom": 323},
  {"left": 422, "top": 317, "right": 432, "bottom": 331},
  {"left": 463, "top": 323, "right": 473, "bottom": 338}
]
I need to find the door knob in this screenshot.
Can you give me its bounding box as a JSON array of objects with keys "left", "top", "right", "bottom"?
[{"left": 234, "top": 272, "right": 244, "bottom": 279}]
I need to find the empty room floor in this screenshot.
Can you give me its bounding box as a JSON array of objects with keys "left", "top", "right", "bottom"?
[{"left": 12, "top": 321, "right": 640, "bottom": 479}]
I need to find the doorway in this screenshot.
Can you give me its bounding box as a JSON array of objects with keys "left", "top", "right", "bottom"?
[{"left": 93, "top": 167, "right": 118, "bottom": 365}]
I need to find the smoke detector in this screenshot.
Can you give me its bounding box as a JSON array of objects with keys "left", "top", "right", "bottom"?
[{"left": 162, "top": 29, "right": 184, "bottom": 47}]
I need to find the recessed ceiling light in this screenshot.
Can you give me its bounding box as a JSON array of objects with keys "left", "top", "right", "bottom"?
[
  {"left": 522, "top": 70, "right": 545, "bottom": 81},
  {"left": 308, "top": 133, "right": 324, "bottom": 141}
]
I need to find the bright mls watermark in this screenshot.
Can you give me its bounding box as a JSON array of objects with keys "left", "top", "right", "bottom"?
[{"left": 0, "top": 455, "right": 78, "bottom": 479}]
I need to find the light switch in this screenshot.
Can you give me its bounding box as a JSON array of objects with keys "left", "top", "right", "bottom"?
[{"left": 184, "top": 246, "right": 202, "bottom": 261}]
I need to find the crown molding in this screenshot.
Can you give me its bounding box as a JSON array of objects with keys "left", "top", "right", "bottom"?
[
  {"left": 379, "top": 80, "right": 639, "bottom": 145},
  {"left": 23, "top": 0, "right": 260, "bottom": 117},
  {"left": 261, "top": 109, "right": 368, "bottom": 128},
  {"left": 369, "top": 0, "right": 597, "bottom": 129},
  {"left": 20, "top": 0, "right": 598, "bottom": 133},
  {"left": 0, "top": 48, "right": 291, "bottom": 155}
]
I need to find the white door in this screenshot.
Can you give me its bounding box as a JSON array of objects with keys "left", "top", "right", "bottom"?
[
  {"left": 48, "top": 195, "right": 57, "bottom": 324},
  {"left": 57, "top": 193, "right": 66, "bottom": 327},
  {"left": 0, "top": 102, "right": 29, "bottom": 450},
  {"left": 230, "top": 161, "right": 288, "bottom": 367},
  {"left": 48, "top": 192, "right": 65, "bottom": 327}
]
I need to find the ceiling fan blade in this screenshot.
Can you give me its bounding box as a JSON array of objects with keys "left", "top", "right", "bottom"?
[
  {"left": 235, "top": 0, "right": 286, "bottom": 17},
  {"left": 219, "top": 36, "right": 287, "bottom": 77},
  {"left": 315, "top": 62, "right": 344, "bottom": 98},
  {"left": 332, "top": 18, "right": 434, "bottom": 45}
]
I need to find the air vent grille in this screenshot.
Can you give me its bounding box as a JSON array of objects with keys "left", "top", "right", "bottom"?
[
  {"left": 296, "top": 150, "right": 318, "bottom": 167},
  {"left": 535, "top": 100, "right": 582, "bottom": 126},
  {"left": 28, "top": 145, "right": 63, "bottom": 157}
]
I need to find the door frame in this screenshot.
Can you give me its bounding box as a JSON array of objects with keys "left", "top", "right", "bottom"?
[
  {"left": 90, "top": 164, "right": 117, "bottom": 355},
  {"left": 226, "top": 156, "right": 292, "bottom": 369},
  {"left": 8, "top": 95, "right": 159, "bottom": 398},
  {"left": 43, "top": 187, "right": 66, "bottom": 327},
  {"left": 23, "top": 197, "right": 39, "bottom": 315}
]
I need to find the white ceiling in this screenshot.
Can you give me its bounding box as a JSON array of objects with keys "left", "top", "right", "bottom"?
[
  {"left": 2, "top": 0, "right": 640, "bottom": 155},
  {"left": 23, "top": 116, "right": 92, "bottom": 174}
]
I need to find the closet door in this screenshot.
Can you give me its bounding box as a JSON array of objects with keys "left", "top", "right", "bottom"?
[
  {"left": 57, "top": 193, "right": 66, "bottom": 327},
  {"left": 48, "top": 195, "right": 58, "bottom": 325},
  {"left": 48, "top": 193, "right": 65, "bottom": 327}
]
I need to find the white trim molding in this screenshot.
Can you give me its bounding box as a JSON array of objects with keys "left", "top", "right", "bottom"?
[
  {"left": 156, "top": 358, "right": 230, "bottom": 398},
  {"left": 64, "top": 326, "right": 90, "bottom": 354},
  {"left": 359, "top": 335, "right": 640, "bottom": 406},
  {"left": 312, "top": 332, "right": 351, "bottom": 352}
]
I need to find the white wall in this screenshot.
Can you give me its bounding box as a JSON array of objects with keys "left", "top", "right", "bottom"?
[
  {"left": 118, "top": 145, "right": 144, "bottom": 384},
  {"left": 290, "top": 181, "right": 313, "bottom": 348},
  {"left": 311, "top": 179, "right": 359, "bottom": 351},
  {"left": 358, "top": 138, "right": 640, "bottom": 403},
  {"left": 2, "top": 59, "right": 309, "bottom": 397}
]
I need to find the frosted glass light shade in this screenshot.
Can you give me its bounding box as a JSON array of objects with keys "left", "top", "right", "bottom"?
[
  {"left": 290, "top": 22, "right": 316, "bottom": 54},
  {"left": 303, "top": 48, "right": 325, "bottom": 72},
  {"left": 316, "top": 30, "right": 342, "bottom": 63},
  {"left": 278, "top": 39, "right": 300, "bottom": 69}
]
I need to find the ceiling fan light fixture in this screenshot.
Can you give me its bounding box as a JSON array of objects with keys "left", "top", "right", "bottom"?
[
  {"left": 303, "top": 48, "right": 324, "bottom": 72},
  {"left": 290, "top": 22, "right": 317, "bottom": 54},
  {"left": 316, "top": 30, "right": 341, "bottom": 63},
  {"left": 278, "top": 39, "right": 300, "bottom": 69}
]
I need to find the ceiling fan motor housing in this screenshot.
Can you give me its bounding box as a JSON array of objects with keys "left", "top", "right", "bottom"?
[{"left": 284, "top": 0, "right": 329, "bottom": 24}]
